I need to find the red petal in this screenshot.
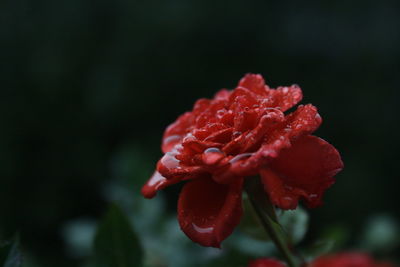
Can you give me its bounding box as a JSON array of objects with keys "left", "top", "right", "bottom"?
[
  {"left": 241, "top": 109, "right": 285, "bottom": 153},
  {"left": 283, "top": 104, "right": 322, "bottom": 140},
  {"left": 141, "top": 171, "right": 181, "bottom": 198},
  {"left": 260, "top": 135, "right": 343, "bottom": 209},
  {"left": 310, "top": 253, "right": 376, "bottom": 267},
  {"left": 177, "top": 176, "right": 243, "bottom": 247},
  {"left": 204, "top": 128, "right": 233, "bottom": 143},
  {"left": 214, "top": 89, "right": 230, "bottom": 100},
  {"left": 162, "top": 98, "right": 213, "bottom": 153},
  {"left": 267, "top": 85, "right": 303, "bottom": 111},
  {"left": 248, "top": 258, "right": 287, "bottom": 267},
  {"left": 238, "top": 73, "right": 268, "bottom": 95},
  {"left": 162, "top": 134, "right": 183, "bottom": 153},
  {"left": 162, "top": 112, "right": 193, "bottom": 153}
]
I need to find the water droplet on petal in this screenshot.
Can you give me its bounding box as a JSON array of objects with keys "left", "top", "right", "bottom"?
[
  {"left": 216, "top": 109, "right": 225, "bottom": 118},
  {"left": 261, "top": 149, "right": 277, "bottom": 157},
  {"left": 309, "top": 194, "right": 318, "bottom": 199},
  {"left": 163, "top": 135, "right": 181, "bottom": 146},
  {"left": 232, "top": 131, "right": 242, "bottom": 138},
  {"left": 281, "top": 196, "right": 293, "bottom": 207},
  {"left": 147, "top": 171, "right": 167, "bottom": 189},
  {"left": 183, "top": 132, "right": 197, "bottom": 142},
  {"left": 203, "top": 147, "right": 225, "bottom": 165},
  {"left": 160, "top": 152, "right": 181, "bottom": 169},
  {"left": 274, "top": 140, "right": 282, "bottom": 146},
  {"left": 295, "top": 124, "right": 303, "bottom": 130},
  {"left": 229, "top": 153, "right": 253, "bottom": 164},
  {"left": 192, "top": 223, "right": 214, "bottom": 234},
  {"left": 204, "top": 147, "right": 222, "bottom": 154}
]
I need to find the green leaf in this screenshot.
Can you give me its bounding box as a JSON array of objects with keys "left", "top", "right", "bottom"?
[
  {"left": 278, "top": 207, "right": 309, "bottom": 244},
  {"left": 302, "top": 224, "right": 349, "bottom": 261},
  {"left": 239, "top": 193, "right": 270, "bottom": 241},
  {"left": 93, "top": 204, "right": 143, "bottom": 267},
  {"left": 302, "top": 240, "right": 335, "bottom": 261},
  {"left": 1, "top": 235, "right": 22, "bottom": 267},
  {"left": 360, "top": 215, "right": 399, "bottom": 253},
  {"left": 244, "top": 176, "right": 278, "bottom": 223},
  {"left": 244, "top": 177, "right": 299, "bottom": 267}
]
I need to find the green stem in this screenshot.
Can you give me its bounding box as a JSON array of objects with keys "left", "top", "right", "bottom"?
[{"left": 244, "top": 177, "right": 299, "bottom": 267}]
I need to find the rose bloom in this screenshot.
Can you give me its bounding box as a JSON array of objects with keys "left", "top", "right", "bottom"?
[
  {"left": 248, "top": 253, "right": 396, "bottom": 267},
  {"left": 248, "top": 258, "right": 287, "bottom": 267},
  {"left": 310, "top": 252, "right": 397, "bottom": 267},
  {"left": 142, "top": 74, "right": 343, "bottom": 247}
]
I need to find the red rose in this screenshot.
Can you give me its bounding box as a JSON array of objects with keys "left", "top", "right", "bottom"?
[
  {"left": 142, "top": 74, "right": 343, "bottom": 247},
  {"left": 310, "top": 252, "right": 397, "bottom": 267},
  {"left": 248, "top": 258, "right": 287, "bottom": 267}
]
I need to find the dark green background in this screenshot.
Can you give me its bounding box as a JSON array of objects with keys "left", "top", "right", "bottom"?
[{"left": 1, "top": 0, "right": 399, "bottom": 266}]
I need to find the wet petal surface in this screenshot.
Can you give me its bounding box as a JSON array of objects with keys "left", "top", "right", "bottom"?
[
  {"left": 260, "top": 135, "right": 343, "bottom": 209},
  {"left": 142, "top": 73, "right": 344, "bottom": 247},
  {"left": 141, "top": 171, "right": 181, "bottom": 198},
  {"left": 177, "top": 176, "right": 243, "bottom": 247},
  {"left": 310, "top": 252, "right": 394, "bottom": 267}
]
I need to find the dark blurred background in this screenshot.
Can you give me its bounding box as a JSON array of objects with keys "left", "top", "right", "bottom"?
[{"left": 1, "top": 0, "right": 399, "bottom": 266}]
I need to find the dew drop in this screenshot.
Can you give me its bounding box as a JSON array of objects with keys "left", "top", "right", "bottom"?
[
  {"left": 192, "top": 223, "right": 214, "bottom": 234},
  {"left": 274, "top": 140, "right": 282, "bottom": 146},
  {"left": 229, "top": 153, "right": 253, "bottom": 164},
  {"left": 309, "top": 194, "right": 318, "bottom": 199},
  {"left": 216, "top": 109, "right": 225, "bottom": 118},
  {"left": 160, "top": 152, "right": 180, "bottom": 169},
  {"left": 183, "top": 132, "right": 197, "bottom": 142},
  {"left": 204, "top": 147, "right": 222, "bottom": 154},
  {"left": 232, "top": 131, "right": 242, "bottom": 138},
  {"left": 147, "top": 171, "right": 166, "bottom": 188},
  {"left": 262, "top": 149, "right": 277, "bottom": 157},
  {"left": 295, "top": 124, "right": 303, "bottom": 130},
  {"left": 163, "top": 135, "right": 181, "bottom": 146},
  {"left": 203, "top": 147, "right": 224, "bottom": 165},
  {"left": 281, "top": 196, "right": 293, "bottom": 207}
]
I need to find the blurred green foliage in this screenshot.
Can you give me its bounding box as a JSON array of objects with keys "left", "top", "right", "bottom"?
[
  {"left": 0, "top": 0, "right": 399, "bottom": 266},
  {"left": 0, "top": 235, "right": 22, "bottom": 267},
  {"left": 93, "top": 204, "right": 142, "bottom": 267}
]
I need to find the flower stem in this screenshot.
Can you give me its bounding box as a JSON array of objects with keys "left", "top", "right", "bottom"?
[{"left": 244, "top": 177, "right": 300, "bottom": 267}]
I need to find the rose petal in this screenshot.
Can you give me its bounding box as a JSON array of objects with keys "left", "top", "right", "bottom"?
[
  {"left": 141, "top": 171, "right": 181, "bottom": 198},
  {"left": 215, "top": 121, "right": 290, "bottom": 184},
  {"left": 214, "top": 89, "right": 231, "bottom": 100},
  {"left": 260, "top": 135, "right": 343, "bottom": 209},
  {"left": 157, "top": 158, "right": 204, "bottom": 180},
  {"left": 310, "top": 253, "right": 377, "bottom": 267},
  {"left": 283, "top": 104, "right": 322, "bottom": 140},
  {"left": 162, "top": 134, "right": 183, "bottom": 153},
  {"left": 238, "top": 73, "right": 268, "bottom": 95},
  {"left": 204, "top": 128, "right": 233, "bottom": 143},
  {"left": 241, "top": 109, "right": 285, "bottom": 153},
  {"left": 162, "top": 112, "right": 194, "bottom": 153},
  {"left": 267, "top": 85, "right": 303, "bottom": 111},
  {"left": 177, "top": 176, "right": 243, "bottom": 247},
  {"left": 248, "top": 258, "right": 287, "bottom": 267}
]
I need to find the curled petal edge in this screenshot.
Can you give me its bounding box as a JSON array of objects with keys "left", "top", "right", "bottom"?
[
  {"left": 177, "top": 176, "right": 243, "bottom": 247},
  {"left": 260, "top": 135, "right": 343, "bottom": 210}
]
